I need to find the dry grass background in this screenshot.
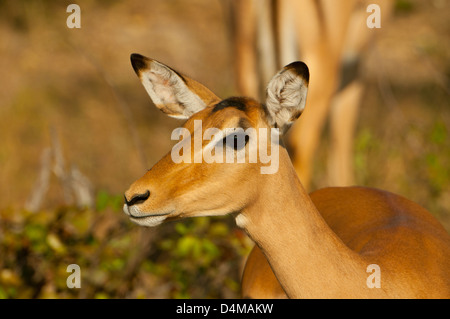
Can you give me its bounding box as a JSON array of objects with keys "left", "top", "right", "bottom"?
[{"left": 0, "top": 0, "right": 448, "bottom": 298}]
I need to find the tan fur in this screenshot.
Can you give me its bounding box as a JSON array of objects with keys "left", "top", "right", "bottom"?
[{"left": 242, "top": 186, "right": 450, "bottom": 298}]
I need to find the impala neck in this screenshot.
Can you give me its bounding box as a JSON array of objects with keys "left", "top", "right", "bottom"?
[{"left": 236, "top": 150, "right": 373, "bottom": 298}]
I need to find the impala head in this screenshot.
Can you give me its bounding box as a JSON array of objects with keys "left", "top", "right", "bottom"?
[{"left": 123, "top": 53, "right": 309, "bottom": 227}]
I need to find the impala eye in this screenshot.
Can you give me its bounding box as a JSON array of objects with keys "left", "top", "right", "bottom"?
[{"left": 223, "top": 133, "right": 249, "bottom": 150}]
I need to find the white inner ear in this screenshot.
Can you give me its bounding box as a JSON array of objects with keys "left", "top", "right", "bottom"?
[
  {"left": 266, "top": 69, "right": 308, "bottom": 130},
  {"left": 140, "top": 60, "right": 207, "bottom": 119}
]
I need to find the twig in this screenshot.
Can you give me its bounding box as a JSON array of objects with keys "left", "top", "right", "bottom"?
[{"left": 25, "top": 148, "right": 52, "bottom": 212}]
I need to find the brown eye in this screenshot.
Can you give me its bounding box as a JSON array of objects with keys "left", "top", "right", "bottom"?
[{"left": 223, "top": 133, "right": 249, "bottom": 150}]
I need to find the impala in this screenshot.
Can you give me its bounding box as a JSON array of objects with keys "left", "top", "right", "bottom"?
[{"left": 123, "top": 53, "right": 450, "bottom": 298}]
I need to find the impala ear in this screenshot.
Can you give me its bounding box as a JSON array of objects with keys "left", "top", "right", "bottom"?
[
  {"left": 265, "top": 61, "right": 309, "bottom": 134},
  {"left": 130, "top": 53, "right": 221, "bottom": 119}
]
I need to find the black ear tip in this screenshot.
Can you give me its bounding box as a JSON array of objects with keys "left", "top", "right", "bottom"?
[
  {"left": 130, "top": 53, "right": 148, "bottom": 74},
  {"left": 285, "top": 61, "right": 310, "bottom": 84}
]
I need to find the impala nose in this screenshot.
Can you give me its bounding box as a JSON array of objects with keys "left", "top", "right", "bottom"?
[{"left": 124, "top": 190, "right": 150, "bottom": 206}]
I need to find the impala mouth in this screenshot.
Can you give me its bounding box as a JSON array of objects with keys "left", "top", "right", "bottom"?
[
  {"left": 129, "top": 212, "right": 171, "bottom": 219},
  {"left": 123, "top": 204, "right": 174, "bottom": 227}
]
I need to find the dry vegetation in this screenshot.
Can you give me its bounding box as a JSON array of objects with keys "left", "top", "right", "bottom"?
[{"left": 0, "top": 0, "right": 448, "bottom": 298}]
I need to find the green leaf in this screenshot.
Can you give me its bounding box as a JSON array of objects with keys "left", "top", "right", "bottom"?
[
  {"left": 201, "top": 239, "right": 220, "bottom": 258},
  {"left": 176, "top": 236, "right": 197, "bottom": 257},
  {"left": 46, "top": 233, "right": 66, "bottom": 254},
  {"left": 175, "top": 222, "right": 188, "bottom": 235},
  {"left": 430, "top": 121, "right": 447, "bottom": 145},
  {"left": 96, "top": 190, "right": 110, "bottom": 212},
  {"left": 208, "top": 222, "right": 229, "bottom": 237}
]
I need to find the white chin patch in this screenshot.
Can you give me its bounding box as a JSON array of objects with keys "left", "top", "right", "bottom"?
[
  {"left": 129, "top": 215, "right": 167, "bottom": 227},
  {"left": 123, "top": 204, "right": 168, "bottom": 227}
]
